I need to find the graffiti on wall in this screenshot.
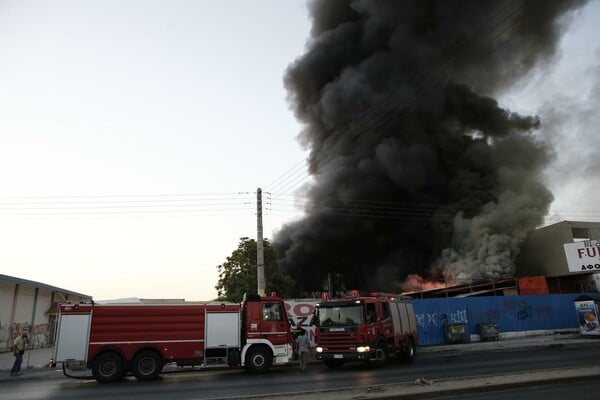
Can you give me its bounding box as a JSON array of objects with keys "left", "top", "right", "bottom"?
[
  {"left": 30, "top": 323, "right": 50, "bottom": 348},
  {"left": 0, "top": 322, "right": 49, "bottom": 351},
  {"left": 500, "top": 299, "right": 554, "bottom": 329},
  {"left": 415, "top": 309, "right": 468, "bottom": 328},
  {"left": 0, "top": 321, "right": 9, "bottom": 348},
  {"left": 517, "top": 304, "right": 533, "bottom": 320}
]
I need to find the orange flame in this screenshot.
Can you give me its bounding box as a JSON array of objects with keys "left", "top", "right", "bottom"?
[{"left": 401, "top": 274, "right": 454, "bottom": 293}]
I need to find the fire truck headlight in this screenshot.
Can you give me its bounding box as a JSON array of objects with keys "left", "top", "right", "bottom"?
[
  {"left": 357, "top": 346, "right": 370, "bottom": 353},
  {"left": 315, "top": 346, "right": 323, "bottom": 353}
]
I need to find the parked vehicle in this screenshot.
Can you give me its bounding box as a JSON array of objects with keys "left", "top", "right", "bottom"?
[
  {"left": 314, "top": 292, "right": 418, "bottom": 368},
  {"left": 52, "top": 293, "right": 293, "bottom": 383}
]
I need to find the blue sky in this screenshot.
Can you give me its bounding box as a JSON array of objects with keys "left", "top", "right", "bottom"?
[{"left": 0, "top": 0, "right": 599, "bottom": 300}]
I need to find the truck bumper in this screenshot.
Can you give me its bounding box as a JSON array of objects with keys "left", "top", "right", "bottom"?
[
  {"left": 273, "top": 343, "right": 294, "bottom": 366},
  {"left": 315, "top": 352, "right": 371, "bottom": 361}
]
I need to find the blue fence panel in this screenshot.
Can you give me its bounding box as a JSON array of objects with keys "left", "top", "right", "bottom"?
[
  {"left": 413, "top": 298, "right": 470, "bottom": 346},
  {"left": 414, "top": 294, "right": 586, "bottom": 346}
]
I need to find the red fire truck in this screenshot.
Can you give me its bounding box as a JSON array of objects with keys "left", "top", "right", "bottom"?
[
  {"left": 313, "top": 292, "right": 418, "bottom": 368},
  {"left": 52, "top": 293, "right": 294, "bottom": 383}
]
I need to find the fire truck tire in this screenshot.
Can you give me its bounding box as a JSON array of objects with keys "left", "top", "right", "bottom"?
[
  {"left": 245, "top": 346, "right": 272, "bottom": 373},
  {"left": 92, "top": 352, "right": 125, "bottom": 383},
  {"left": 132, "top": 350, "right": 163, "bottom": 381},
  {"left": 372, "top": 342, "right": 387, "bottom": 367},
  {"left": 401, "top": 338, "right": 416, "bottom": 363}
]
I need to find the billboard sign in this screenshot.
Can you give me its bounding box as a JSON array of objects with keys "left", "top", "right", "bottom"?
[
  {"left": 563, "top": 240, "right": 600, "bottom": 272},
  {"left": 284, "top": 299, "right": 318, "bottom": 345},
  {"left": 574, "top": 300, "right": 600, "bottom": 335}
]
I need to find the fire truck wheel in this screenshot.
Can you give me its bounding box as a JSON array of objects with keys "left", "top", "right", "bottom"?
[
  {"left": 132, "top": 350, "right": 163, "bottom": 381},
  {"left": 372, "top": 342, "right": 387, "bottom": 367},
  {"left": 92, "top": 352, "right": 125, "bottom": 383},
  {"left": 245, "top": 346, "right": 272, "bottom": 373},
  {"left": 401, "top": 338, "right": 416, "bottom": 363}
]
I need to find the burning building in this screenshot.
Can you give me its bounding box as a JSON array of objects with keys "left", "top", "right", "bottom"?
[{"left": 273, "top": 0, "right": 588, "bottom": 296}]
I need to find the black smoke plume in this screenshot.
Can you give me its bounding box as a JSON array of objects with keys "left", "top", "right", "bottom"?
[{"left": 274, "top": 0, "right": 587, "bottom": 294}]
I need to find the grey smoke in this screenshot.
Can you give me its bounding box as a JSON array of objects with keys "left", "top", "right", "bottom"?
[
  {"left": 274, "top": 0, "right": 587, "bottom": 294},
  {"left": 539, "top": 58, "right": 600, "bottom": 220}
]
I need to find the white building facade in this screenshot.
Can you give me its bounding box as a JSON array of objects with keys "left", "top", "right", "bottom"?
[{"left": 0, "top": 274, "right": 91, "bottom": 352}]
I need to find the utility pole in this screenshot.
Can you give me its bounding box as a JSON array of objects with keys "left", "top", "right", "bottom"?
[{"left": 257, "top": 188, "right": 266, "bottom": 296}]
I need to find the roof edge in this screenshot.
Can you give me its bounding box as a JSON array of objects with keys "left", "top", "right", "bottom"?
[{"left": 0, "top": 274, "right": 92, "bottom": 300}]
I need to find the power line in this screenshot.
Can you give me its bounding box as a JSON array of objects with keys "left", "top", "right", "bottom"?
[
  {"left": 0, "top": 207, "right": 254, "bottom": 215},
  {"left": 0, "top": 192, "right": 247, "bottom": 200},
  {"left": 0, "top": 191, "right": 257, "bottom": 217},
  {"left": 268, "top": 193, "right": 483, "bottom": 217},
  {"left": 264, "top": 159, "right": 307, "bottom": 193},
  {"left": 0, "top": 203, "right": 255, "bottom": 211},
  {"left": 268, "top": 173, "right": 312, "bottom": 201}
]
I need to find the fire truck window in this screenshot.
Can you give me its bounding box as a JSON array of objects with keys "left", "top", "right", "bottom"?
[
  {"left": 262, "top": 303, "right": 282, "bottom": 321},
  {"left": 382, "top": 303, "right": 390, "bottom": 320},
  {"left": 316, "top": 306, "right": 363, "bottom": 326},
  {"left": 366, "top": 303, "right": 377, "bottom": 322}
]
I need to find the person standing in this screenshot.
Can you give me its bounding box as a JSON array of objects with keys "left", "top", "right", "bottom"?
[
  {"left": 295, "top": 329, "right": 311, "bottom": 372},
  {"left": 10, "top": 332, "right": 28, "bottom": 376}
]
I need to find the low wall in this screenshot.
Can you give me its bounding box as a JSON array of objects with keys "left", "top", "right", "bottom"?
[
  {"left": 285, "top": 294, "right": 591, "bottom": 347},
  {"left": 414, "top": 294, "right": 587, "bottom": 346}
]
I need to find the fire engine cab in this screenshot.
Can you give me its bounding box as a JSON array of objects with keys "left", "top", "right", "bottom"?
[
  {"left": 313, "top": 292, "right": 418, "bottom": 368},
  {"left": 52, "top": 293, "right": 294, "bottom": 383}
]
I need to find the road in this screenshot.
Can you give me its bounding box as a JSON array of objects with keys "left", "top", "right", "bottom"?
[
  {"left": 432, "top": 380, "right": 600, "bottom": 400},
  {"left": 2, "top": 342, "right": 600, "bottom": 400}
]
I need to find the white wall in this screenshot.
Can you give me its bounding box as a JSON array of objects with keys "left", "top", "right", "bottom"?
[
  {"left": 0, "top": 280, "right": 15, "bottom": 349},
  {"left": 13, "top": 285, "right": 35, "bottom": 323},
  {"left": 1, "top": 281, "right": 61, "bottom": 350}
]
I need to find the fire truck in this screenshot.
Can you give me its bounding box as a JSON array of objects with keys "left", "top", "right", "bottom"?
[
  {"left": 52, "top": 293, "right": 294, "bottom": 383},
  {"left": 313, "top": 292, "right": 418, "bottom": 368}
]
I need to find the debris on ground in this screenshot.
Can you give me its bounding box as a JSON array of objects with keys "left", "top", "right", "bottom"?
[{"left": 414, "top": 377, "right": 434, "bottom": 385}]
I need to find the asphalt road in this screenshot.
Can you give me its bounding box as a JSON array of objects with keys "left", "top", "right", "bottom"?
[
  {"left": 431, "top": 380, "right": 600, "bottom": 400},
  {"left": 3, "top": 342, "right": 600, "bottom": 400}
]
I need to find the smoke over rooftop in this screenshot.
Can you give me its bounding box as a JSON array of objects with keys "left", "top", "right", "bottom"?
[{"left": 273, "top": 0, "right": 587, "bottom": 294}]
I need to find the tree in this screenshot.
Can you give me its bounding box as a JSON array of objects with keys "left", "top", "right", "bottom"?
[{"left": 216, "top": 237, "right": 294, "bottom": 302}]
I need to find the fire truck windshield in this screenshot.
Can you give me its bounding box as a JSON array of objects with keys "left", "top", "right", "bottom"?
[{"left": 316, "top": 305, "right": 364, "bottom": 326}]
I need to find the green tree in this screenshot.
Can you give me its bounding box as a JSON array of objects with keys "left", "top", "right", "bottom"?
[{"left": 216, "top": 237, "right": 294, "bottom": 302}]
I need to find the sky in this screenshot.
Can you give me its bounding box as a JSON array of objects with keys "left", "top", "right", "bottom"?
[{"left": 1, "top": 0, "right": 599, "bottom": 301}]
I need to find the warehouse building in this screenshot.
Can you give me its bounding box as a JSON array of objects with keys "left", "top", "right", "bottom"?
[
  {"left": 0, "top": 274, "right": 91, "bottom": 352},
  {"left": 408, "top": 220, "right": 600, "bottom": 298},
  {"left": 516, "top": 220, "right": 600, "bottom": 293}
]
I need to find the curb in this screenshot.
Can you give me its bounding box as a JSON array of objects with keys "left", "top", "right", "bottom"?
[{"left": 417, "top": 335, "right": 600, "bottom": 356}]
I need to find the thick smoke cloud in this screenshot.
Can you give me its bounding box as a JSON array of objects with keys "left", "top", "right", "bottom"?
[
  {"left": 274, "top": 0, "right": 587, "bottom": 294},
  {"left": 538, "top": 60, "right": 600, "bottom": 221}
]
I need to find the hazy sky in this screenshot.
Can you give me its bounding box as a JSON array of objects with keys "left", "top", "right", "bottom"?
[{"left": 1, "top": 0, "right": 599, "bottom": 301}]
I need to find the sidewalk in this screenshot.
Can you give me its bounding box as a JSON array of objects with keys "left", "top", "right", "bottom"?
[
  {"left": 1, "top": 331, "right": 599, "bottom": 382},
  {"left": 0, "top": 347, "right": 56, "bottom": 381},
  {"left": 418, "top": 330, "right": 600, "bottom": 355}
]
